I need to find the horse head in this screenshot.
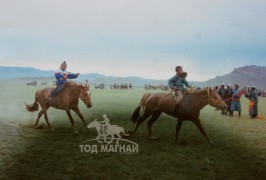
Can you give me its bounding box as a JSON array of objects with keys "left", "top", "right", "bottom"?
[
  {"left": 206, "top": 87, "right": 227, "bottom": 109},
  {"left": 87, "top": 119, "right": 100, "bottom": 129},
  {"left": 80, "top": 79, "right": 93, "bottom": 108}
]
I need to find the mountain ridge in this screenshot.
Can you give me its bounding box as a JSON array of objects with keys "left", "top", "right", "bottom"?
[{"left": 0, "top": 65, "right": 265, "bottom": 89}]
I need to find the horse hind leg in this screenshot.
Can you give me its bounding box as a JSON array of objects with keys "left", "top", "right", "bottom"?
[
  {"left": 128, "top": 111, "right": 152, "bottom": 134},
  {"left": 35, "top": 110, "right": 44, "bottom": 128},
  {"left": 147, "top": 111, "right": 162, "bottom": 139}
]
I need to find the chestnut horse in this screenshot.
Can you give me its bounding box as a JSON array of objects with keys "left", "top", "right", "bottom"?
[
  {"left": 25, "top": 80, "right": 92, "bottom": 133},
  {"left": 129, "top": 87, "right": 227, "bottom": 144}
]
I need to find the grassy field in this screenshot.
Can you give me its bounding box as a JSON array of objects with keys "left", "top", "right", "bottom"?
[{"left": 1, "top": 79, "right": 266, "bottom": 179}]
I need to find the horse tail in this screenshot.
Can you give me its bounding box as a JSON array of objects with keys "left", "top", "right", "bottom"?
[
  {"left": 25, "top": 91, "right": 39, "bottom": 112},
  {"left": 130, "top": 107, "right": 141, "bottom": 123},
  {"left": 130, "top": 93, "right": 151, "bottom": 123}
]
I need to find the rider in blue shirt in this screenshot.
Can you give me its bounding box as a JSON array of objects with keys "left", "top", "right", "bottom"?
[
  {"left": 51, "top": 61, "right": 80, "bottom": 97},
  {"left": 168, "top": 66, "right": 191, "bottom": 105}
]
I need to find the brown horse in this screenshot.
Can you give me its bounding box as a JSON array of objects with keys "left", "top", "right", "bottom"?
[
  {"left": 129, "top": 87, "right": 227, "bottom": 144},
  {"left": 25, "top": 80, "right": 92, "bottom": 133}
]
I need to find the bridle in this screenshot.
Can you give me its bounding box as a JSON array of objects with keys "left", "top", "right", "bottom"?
[
  {"left": 66, "top": 82, "right": 92, "bottom": 102},
  {"left": 80, "top": 88, "right": 92, "bottom": 102},
  {"left": 206, "top": 87, "right": 223, "bottom": 106}
]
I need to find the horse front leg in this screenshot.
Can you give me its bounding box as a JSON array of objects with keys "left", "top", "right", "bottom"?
[
  {"left": 147, "top": 111, "right": 162, "bottom": 140},
  {"left": 66, "top": 110, "right": 78, "bottom": 134},
  {"left": 193, "top": 119, "right": 214, "bottom": 146},
  {"left": 115, "top": 133, "right": 121, "bottom": 145},
  {"left": 72, "top": 106, "right": 87, "bottom": 127},
  {"left": 104, "top": 134, "right": 110, "bottom": 144},
  {"left": 107, "top": 134, "right": 114, "bottom": 145},
  {"left": 96, "top": 134, "right": 103, "bottom": 143},
  {"left": 176, "top": 119, "right": 183, "bottom": 142}
]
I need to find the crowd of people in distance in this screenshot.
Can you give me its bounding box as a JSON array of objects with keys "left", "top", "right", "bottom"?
[
  {"left": 110, "top": 83, "right": 133, "bottom": 90},
  {"left": 144, "top": 84, "right": 169, "bottom": 91},
  {"left": 214, "top": 83, "right": 259, "bottom": 119}
]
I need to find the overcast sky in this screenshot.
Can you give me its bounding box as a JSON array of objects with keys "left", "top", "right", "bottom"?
[{"left": 0, "top": 0, "right": 266, "bottom": 80}]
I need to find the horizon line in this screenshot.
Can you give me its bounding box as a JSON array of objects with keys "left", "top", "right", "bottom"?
[{"left": 0, "top": 64, "right": 264, "bottom": 82}]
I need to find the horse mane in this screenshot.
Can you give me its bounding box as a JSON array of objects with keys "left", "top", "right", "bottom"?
[
  {"left": 63, "top": 81, "right": 83, "bottom": 89},
  {"left": 184, "top": 89, "right": 207, "bottom": 96}
]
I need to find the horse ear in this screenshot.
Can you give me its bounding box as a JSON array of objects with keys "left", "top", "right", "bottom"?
[
  {"left": 207, "top": 87, "right": 212, "bottom": 93},
  {"left": 85, "top": 79, "right": 89, "bottom": 87}
]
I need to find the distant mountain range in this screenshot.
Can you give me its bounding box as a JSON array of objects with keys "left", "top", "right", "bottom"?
[
  {"left": 0, "top": 65, "right": 265, "bottom": 89},
  {"left": 0, "top": 66, "right": 54, "bottom": 79},
  {"left": 202, "top": 65, "right": 266, "bottom": 89},
  {"left": 0, "top": 66, "right": 165, "bottom": 86}
]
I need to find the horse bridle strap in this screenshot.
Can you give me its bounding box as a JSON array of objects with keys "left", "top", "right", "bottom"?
[{"left": 214, "top": 98, "right": 222, "bottom": 106}]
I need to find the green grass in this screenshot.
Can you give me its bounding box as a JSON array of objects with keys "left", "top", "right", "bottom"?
[{"left": 1, "top": 79, "right": 266, "bottom": 179}]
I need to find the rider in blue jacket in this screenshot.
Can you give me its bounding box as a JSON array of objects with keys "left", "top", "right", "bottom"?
[
  {"left": 168, "top": 66, "right": 191, "bottom": 105},
  {"left": 51, "top": 61, "right": 80, "bottom": 97}
]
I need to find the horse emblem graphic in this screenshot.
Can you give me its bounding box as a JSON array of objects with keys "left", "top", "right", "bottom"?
[{"left": 87, "top": 114, "right": 130, "bottom": 145}]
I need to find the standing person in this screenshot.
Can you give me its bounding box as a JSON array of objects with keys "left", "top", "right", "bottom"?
[
  {"left": 218, "top": 83, "right": 226, "bottom": 114},
  {"left": 51, "top": 61, "right": 80, "bottom": 97},
  {"left": 230, "top": 84, "right": 242, "bottom": 117},
  {"left": 245, "top": 86, "right": 258, "bottom": 118},
  {"left": 213, "top": 86, "right": 219, "bottom": 111},
  {"left": 168, "top": 66, "right": 191, "bottom": 106},
  {"left": 225, "top": 84, "right": 233, "bottom": 115},
  {"left": 218, "top": 83, "right": 226, "bottom": 100}
]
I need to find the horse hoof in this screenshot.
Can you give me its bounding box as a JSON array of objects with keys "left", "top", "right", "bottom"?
[
  {"left": 179, "top": 140, "right": 187, "bottom": 145},
  {"left": 49, "top": 128, "right": 55, "bottom": 131},
  {"left": 35, "top": 123, "right": 45, "bottom": 129},
  {"left": 73, "top": 130, "right": 79, "bottom": 135}
]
